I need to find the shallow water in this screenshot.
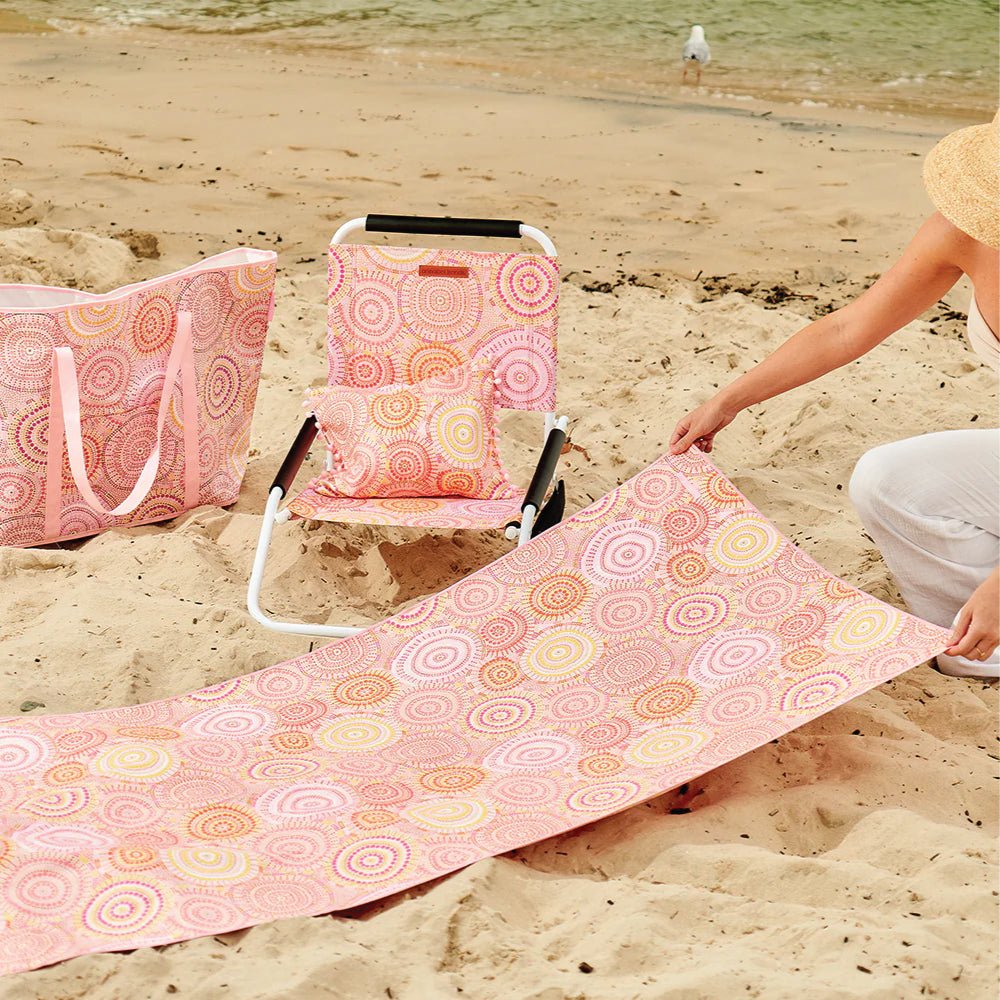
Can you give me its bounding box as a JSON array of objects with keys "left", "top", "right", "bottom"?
[{"left": 1, "top": 0, "right": 997, "bottom": 117}]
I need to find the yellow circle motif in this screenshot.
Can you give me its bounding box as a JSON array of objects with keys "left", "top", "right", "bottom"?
[
  {"left": 830, "top": 603, "right": 900, "bottom": 651},
  {"left": 432, "top": 404, "right": 486, "bottom": 467},
  {"left": 95, "top": 744, "right": 176, "bottom": 781},
  {"left": 163, "top": 847, "right": 255, "bottom": 883},
  {"left": 708, "top": 515, "right": 781, "bottom": 574},
  {"left": 317, "top": 717, "right": 398, "bottom": 752},
  {"left": 405, "top": 797, "right": 493, "bottom": 832},
  {"left": 627, "top": 728, "right": 708, "bottom": 768},
  {"left": 523, "top": 629, "right": 602, "bottom": 682}
]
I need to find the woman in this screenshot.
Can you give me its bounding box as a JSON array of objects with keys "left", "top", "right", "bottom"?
[{"left": 670, "top": 114, "right": 999, "bottom": 679}]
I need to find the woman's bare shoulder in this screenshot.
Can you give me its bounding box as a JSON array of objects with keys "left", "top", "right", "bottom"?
[{"left": 919, "top": 211, "right": 994, "bottom": 267}]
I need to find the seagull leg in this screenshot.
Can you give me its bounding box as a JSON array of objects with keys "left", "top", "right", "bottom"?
[{"left": 695, "top": 65, "right": 702, "bottom": 85}]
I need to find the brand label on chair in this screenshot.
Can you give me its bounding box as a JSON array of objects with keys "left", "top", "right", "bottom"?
[{"left": 417, "top": 264, "right": 470, "bottom": 278}]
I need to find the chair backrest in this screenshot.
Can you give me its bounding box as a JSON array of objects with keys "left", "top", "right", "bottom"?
[{"left": 326, "top": 243, "right": 559, "bottom": 413}]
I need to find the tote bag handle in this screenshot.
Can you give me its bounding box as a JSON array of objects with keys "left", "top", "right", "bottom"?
[{"left": 44, "top": 311, "right": 200, "bottom": 535}]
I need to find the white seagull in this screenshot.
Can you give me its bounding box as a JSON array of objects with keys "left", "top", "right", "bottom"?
[{"left": 681, "top": 25, "right": 711, "bottom": 84}]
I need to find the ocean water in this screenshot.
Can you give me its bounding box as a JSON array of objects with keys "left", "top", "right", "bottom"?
[{"left": 1, "top": 0, "right": 996, "bottom": 118}]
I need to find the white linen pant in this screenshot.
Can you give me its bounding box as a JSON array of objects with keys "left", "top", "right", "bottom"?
[{"left": 849, "top": 428, "right": 999, "bottom": 631}]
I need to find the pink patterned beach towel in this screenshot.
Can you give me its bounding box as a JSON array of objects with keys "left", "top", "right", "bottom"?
[{"left": 0, "top": 449, "right": 948, "bottom": 975}]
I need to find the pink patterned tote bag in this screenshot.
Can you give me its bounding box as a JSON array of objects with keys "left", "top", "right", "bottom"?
[{"left": 0, "top": 248, "right": 277, "bottom": 547}]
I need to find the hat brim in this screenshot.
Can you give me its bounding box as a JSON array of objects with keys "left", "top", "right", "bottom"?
[{"left": 923, "top": 118, "right": 999, "bottom": 250}]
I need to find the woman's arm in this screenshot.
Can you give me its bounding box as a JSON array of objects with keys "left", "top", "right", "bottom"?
[{"left": 670, "top": 212, "right": 967, "bottom": 453}]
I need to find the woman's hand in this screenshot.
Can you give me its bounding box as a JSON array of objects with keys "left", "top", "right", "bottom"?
[
  {"left": 670, "top": 395, "right": 740, "bottom": 454},
  {"left": 945, "top": 568, "right": 1000, "bottom": 661}
]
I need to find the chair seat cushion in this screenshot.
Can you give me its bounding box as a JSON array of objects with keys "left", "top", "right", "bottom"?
[
  {"left": 306, "top": 360, "right": 515, "bottom": 500},
  {"left": 285, "top": 475, "right": 524, "bottom": 529}
]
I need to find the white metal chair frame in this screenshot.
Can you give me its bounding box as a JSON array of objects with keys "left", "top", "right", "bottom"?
[{"left": 248, "top": 215, "right": 569, "bottom": 638}]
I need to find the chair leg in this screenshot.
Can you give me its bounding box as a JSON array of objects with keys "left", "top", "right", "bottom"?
[{"left": 247, "top": 486, "right": 362, "bottom": 639}]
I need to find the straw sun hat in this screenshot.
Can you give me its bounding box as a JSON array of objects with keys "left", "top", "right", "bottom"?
[{"left": 923, "top": 112, "right": 999, "bottom": 249}]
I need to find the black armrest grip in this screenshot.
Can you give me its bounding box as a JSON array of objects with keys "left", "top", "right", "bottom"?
[
  {"left": 271, "top": 417, "right": 319, "bottom": 498},
  {"left": 523, "top": 426, "right": 567, "bottom": 512},
  {"left": 365, "top": 215, "right": 523, "bottom": 239}
]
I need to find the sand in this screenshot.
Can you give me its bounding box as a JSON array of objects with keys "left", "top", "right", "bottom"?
[{"left": 0, "top": 26, "right": 997, "bottom": 1000}]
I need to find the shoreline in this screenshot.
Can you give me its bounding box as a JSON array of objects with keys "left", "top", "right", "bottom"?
[
  {"left": 0, "top": 28, "right": 976, "bottom": 291},
  {"left": 0, "top": 13, "right": 993, "bottom": 124}
]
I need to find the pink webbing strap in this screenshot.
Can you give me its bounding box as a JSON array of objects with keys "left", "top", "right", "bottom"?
[{"left": 44, "top": 312, "right": 200, "bottom": 538}]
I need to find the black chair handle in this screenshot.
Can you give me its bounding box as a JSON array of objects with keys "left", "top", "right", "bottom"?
[
  {"left": 271, "top": 417, "right": 319, "bottom": 498},
  {"left": 365, "top": 215, "right": 523, "bottom": 240},
  {"left": 523, "top": 425, "right": 567, "bottom": 512}
]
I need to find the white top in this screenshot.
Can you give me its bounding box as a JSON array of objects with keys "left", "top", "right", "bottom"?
[{"left": 967, "top": 296, "right": 1000, "bottom": 372}]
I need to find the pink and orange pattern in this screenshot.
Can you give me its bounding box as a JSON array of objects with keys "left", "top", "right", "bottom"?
[
  {"left": 285, "top": 491, "right": 524, "bottom": 530},
  {"left": 0, "top": 249, "right": 276, "bottom": 547},
  {"left": 327, "top": 244, "right": 558, "bottom": 412},
  {"left": 0, "top": 449, "right": 948, "bottom": 974},
  {"left": 306, "top": 360, "right": 515, "bottom": 500}
]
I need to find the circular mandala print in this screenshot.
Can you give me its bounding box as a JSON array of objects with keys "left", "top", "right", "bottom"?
[
  {"left": 528, "top": 572, "right": 589, "bottom": 619},
  {"left": 779, "top": 671, "right": 851, "bottom": 714},
  {"left": 632, "top": 679, "right": 700, "bottom": 720},
  {"left": 588, "top": 638, "right": 670, "bottom": 694},
  {"left": 332, "top": 837, "right": 411, "bottom": 884},
  {"left": 399, "top": 269, "right": 484, "bottom": 342},
  {"left": 392, "top": 627, "right": 479, "bottom": 685},
  {"left": 0, "top": 471, "right": 39, "bottom": 517},
  {"left": 475, "top": 328, "right": 556, "bottom": 410},
  {"left": 177, "top": 893, "right": 243, "bottom": 934},
  {"left": 493, "top": 255, "right": 559, "bottom": 321},
  {"left": 60, "top": 300, "right": 130, "bottom": 344},
  {"left": 0, "top": 731, "right": 55, "bottom": 774},
  {"left": 393, "top": 688, "right": 463, "bottom": 727},
  {"left": 405, "top": 344, "right": 465, "bottom": 383},
  {"left": 346, "top": 351, "right": 396, "bottom": 389},
  {"left": 488, "top": 775, "right": 560, "bottom": 807},
  {"left": 581, "top": 520, "right": 666, "bottom": 585},
  {"left": 451, "top": 577, "right": 505, "bottom": 618},
  {"left": 0, "top": 316, "right": 56, "bottom": 391},
  {"left": 627, "top": 727, "right": 708, "bottom": 769},
  {"left": 333, "top": 673, "right": 397, "bottom": 708},
  {"left": 82, "top": 881, "right": 166, "bottom": 936},
  {"left": 588, "top": 587, "right": 656, "bottom": 635},
  {"left": 707, "top": 514, "right": 782, "bottom": 575},
  {"left": 830, "top": 603, "right": 900, "bottom": 653},
  {"left": 4, "top": 859, "right": 81, "bottom": 916},
  {"left": 256, "top": 781, "right": 355, "bottom": 822},
  {"left": 467, "top": 695, "right": 536, "bottom": 734},
  {"left": 347, "top": 277, "right": 398, "bottom": 345},
  {"left": 523, "top": 628, "right": 602, "bottom": 683},
  {"left": 206, "top": 355, "right": 242, "bottom": 420},
  {"left": 663, "top": 591, "right": 730, "bottom": 637},
  {"left": 738, "top": 577, "right": 800, "bottom": 620},
  {"left": 431, "top": 403, "right": 487, "bottom": 468},
  {"left": 688, "top": 630, "right": 779, "bottom": 686},
  {"left": 317, "top": 718, "right": 398, "bottom": 753},
  {"left": 484, "top": 731, "right": 578, "bottom": 772},
  {"left": 371, "top": 389, "right": 422, "bottom": 431},
  {"left": 405, "top": 797, "right": 494, "bottom": 833},
  {"left": 631, "top": 466, "right": 685, "bottom": 510},
  {"left": 233, "top": 874, "right": 329, "bottom": 920},
  {"left": 700, "top": 682, "right": 773, "bottom": 727},
  {"left": 327, "top": 245, "right": 353, "bottom": 306},
  {"left": 131, "top": 294, "right": 176, "bottom": 355},
  {"left": 565, "top": 780, "right": 641, "bottom": 814},
  {"left": 420, "top": 766, "right": 486, "bottom": 794}
]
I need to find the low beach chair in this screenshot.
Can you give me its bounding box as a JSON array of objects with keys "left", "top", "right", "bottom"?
[{"left": 248, "top": 214, "right": 569, "bottom": 637}]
